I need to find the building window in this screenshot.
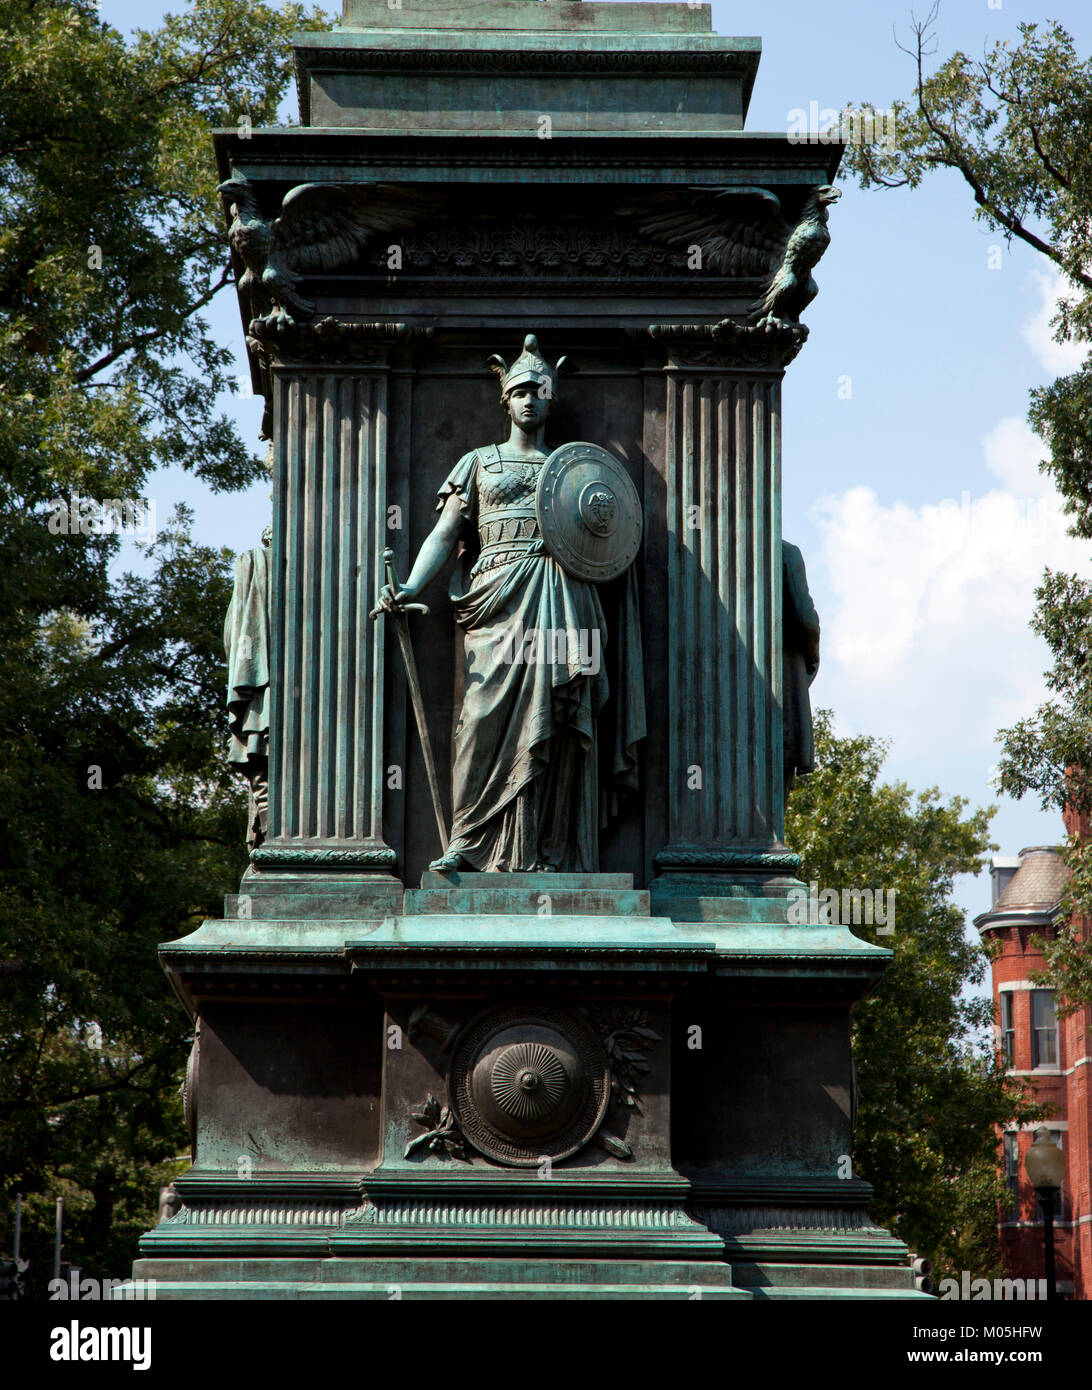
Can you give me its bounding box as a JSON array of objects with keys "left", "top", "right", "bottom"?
[
  {"left": 1000, "top": 992, "right": 1015, "bottom": 1068},
  {"left": 1031, "top": 990, "right": 1058, "bottom": 1069},
  {"left": 1002, "top": 1132, "right": 1020, "bottom": 1216}
]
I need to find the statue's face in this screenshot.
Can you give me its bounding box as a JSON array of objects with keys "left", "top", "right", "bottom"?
[{"left": 505, "top": 383, "right": 551, "bottom": 430}]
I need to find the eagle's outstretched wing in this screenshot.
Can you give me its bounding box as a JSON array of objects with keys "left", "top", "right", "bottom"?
[
  {"left": 270, "top": 182, "right": 440, "bottom": 275},
  {"left": 617, "top": 186, "right": 789, "bottom": 277},
  {"left": 218, "top": 175, "right": 441, "bottom": 321}
]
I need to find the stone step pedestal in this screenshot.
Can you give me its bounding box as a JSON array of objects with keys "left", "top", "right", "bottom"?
[{"left": 406, "top": 871, "right": 650, "bottom": 917}]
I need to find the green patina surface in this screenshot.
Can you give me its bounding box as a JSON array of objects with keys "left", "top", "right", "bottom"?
[{"left": 134, "top": 0, "right": 922, "bottom": 1302}]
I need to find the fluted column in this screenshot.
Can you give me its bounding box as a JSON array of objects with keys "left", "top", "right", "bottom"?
[
  {"left": 255, "top": 359, "right": 396, "bottom": 870},
  {"left": 654, "top": 346, "right": 788, "bottom": 873}
]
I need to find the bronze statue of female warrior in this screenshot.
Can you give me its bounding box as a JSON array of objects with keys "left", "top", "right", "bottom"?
[{"left": 375, "top": 334, "right": 645, "bottom": 873}]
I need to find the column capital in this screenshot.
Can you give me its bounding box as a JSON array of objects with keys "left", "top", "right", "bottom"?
[
  {"left": 645, "top": 319, "right": 805, "bottom": 372},
  {"left": 247, "top": 317, "right": 434, "bottom": 369}
]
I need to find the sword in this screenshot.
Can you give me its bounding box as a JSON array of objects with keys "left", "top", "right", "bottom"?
[{"left": 369, "top": 548, "right": 449, "bottom": 851}]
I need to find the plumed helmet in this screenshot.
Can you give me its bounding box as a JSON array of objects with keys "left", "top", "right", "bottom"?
[{"left": 486, "top": 333, "right": 568, "bottom": 400}]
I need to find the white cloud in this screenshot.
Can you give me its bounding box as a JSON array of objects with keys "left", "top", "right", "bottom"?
[
  {"left": 1022, "top": 266, "right": 1087, "bottom": 375},
  {"left": 809, "top": 454, "right": 1091, "bottom": 764},
  {"left": 803, "top": 266, "right": 1092, "bottom": 903},
  {"left": 981, "top": 415, "right": 1050, "bottom": 497},
  {"left": 809, "top": 268, "right": 1092, "bottom": 773},
  {"left": 819, "top": 487, "right": 1025, "bottom": 674}
]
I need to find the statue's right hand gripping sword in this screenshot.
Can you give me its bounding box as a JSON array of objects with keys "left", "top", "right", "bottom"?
[{"left": 369, "top": 548, "right": 449, "bottom": 853}]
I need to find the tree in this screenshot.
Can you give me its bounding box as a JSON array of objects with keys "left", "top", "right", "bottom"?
[
  {"left": 0, "top": 0, "right": 329, "bottom": 1287},
  {"left": 840, "top": 8, "right": 1092, "bottom": 1011},
  {"left": 786, "top": 712, "right": 1042, "bottom": 1277}
]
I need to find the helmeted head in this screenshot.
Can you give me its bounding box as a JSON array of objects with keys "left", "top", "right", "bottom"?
[{"left": 486, "top": 333, "right": 568, "bottom": 408}]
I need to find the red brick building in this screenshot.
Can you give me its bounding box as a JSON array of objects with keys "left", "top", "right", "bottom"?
[{"left": 975, "top": 831, "right": 1092, "bottom": 1299}]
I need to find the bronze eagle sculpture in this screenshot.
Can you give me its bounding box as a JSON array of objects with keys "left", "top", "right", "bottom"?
[
  {"left": 748, "top": 184, "right": 842, "bottom": 331},
  {"left": 217, "top": 173, "right": 438, "bottom": 325},
  {"left": 619, "top": 183, "right": 842, "bottom": 333}
]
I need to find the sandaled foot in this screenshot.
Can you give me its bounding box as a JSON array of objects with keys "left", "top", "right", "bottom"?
[{"left": 429, "top": 850, "right": 469, "bottom": 872}]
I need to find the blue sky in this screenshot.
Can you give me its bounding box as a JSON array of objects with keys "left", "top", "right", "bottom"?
[{"left": 98, "top": 0, "right": 1092, "bottom": 944}]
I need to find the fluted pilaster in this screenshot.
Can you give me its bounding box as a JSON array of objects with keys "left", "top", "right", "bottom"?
[
  {"left": 258, "top": 362, "right": 396, "bottom": 869},
  {"left": 656, "top": 349, "right": 786, "bottom": 871}
]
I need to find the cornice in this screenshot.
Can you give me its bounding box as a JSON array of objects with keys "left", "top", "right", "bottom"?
[
  {"left": 974, "top": 904, "right": 1062, "bottom": 936},
  {"left": 212, "top": 130, "right": 843, "bottom": 187},
  {"left": 297, "top": 43, "right": 758, "bottom": 72}
]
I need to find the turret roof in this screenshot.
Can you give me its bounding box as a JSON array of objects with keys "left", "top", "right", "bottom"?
[{"left": 994, "top": 847, "right": 1068, "bottom": 912}]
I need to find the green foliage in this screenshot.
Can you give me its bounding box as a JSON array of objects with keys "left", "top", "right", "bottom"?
[
  {"left": 1028, "top": 832, "right": 1092, "bottom": 1017},
  {"left": 787, "top": 713, "right": 1042, "bottom": 1278},
  {"left": 841, "top": 8, "right": 1092, "bottom": 1027},
  {"left": 0, "top": 0, "right": 331, "bottom": 1288},
  {"left": 843, "top": 12, "right": 1092, "bottom": 304},
  {"left": 1, "top": 0, "right": 328, "bottom": 502},
  {"left": 0, "top": 508, "right": 249, "bottom": 1292},
  {"left": 995, "top": 569, "right": 1092, "bottom": 818}
]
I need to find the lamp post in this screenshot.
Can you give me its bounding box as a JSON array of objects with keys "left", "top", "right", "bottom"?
[{"left": 1024, "top": 1125, "right": 1066, "bottom": 1301}]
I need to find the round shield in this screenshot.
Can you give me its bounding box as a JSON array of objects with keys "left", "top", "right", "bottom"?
[
  {"left": 448, "top": 1002, "right": 610, "bottom": 1166},
  {"left": 536, "top": 442, "right": 642, "bottom": 583}
]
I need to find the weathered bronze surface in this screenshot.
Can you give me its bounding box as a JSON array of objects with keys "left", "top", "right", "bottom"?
[
  {"left": 536, "top": 441, "right": 643, "bottom": 583},
  {"left": 375, "top": 333, "right": 644, "bottom": 874},
  {"left": 223, "top": 530, "right": 271, "bottom": 848},
  {"left": 749, "top": 185, "right": 842, "bottom": 331},
  {"left": 783, "top": 539, "right": 821, "bottom": 800},
  {"left": 129, "top": 0, "right": 923, "bottom": 1303},
  {"left": 449, "top": 1002, "right": 610, "bottom": 1165}
]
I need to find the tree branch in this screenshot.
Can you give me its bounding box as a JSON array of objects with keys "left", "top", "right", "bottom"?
[
  {"left": 2, "top": 1048, "right": 179, "bottom": 1110},
  {"left": 114, "top": 784, "right": 239, "bottom": 851},
  {"left": 74, "top": 265, "right": 232, "bottom": 383},
  {"left": 982, "top": 72, "right": 1074, "bottom": 192},
  {"left": 909, "top": 20, "right": 1092, "bottom": 289}
]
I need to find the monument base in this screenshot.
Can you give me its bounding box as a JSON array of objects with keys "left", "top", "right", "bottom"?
[{"left": 130, "top": 869, "right": 925, "bottom": 1300}]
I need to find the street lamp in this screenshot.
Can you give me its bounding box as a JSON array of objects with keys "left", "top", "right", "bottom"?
[{"left": 1024, "top": 1125, "right": 1066, "bottom": 1301}]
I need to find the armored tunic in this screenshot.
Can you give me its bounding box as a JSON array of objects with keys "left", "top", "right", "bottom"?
[{"left": 438, "top": 446, "right": 644, "bottom": 871}]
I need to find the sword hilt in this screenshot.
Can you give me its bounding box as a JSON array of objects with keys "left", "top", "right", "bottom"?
[{"left": 370, "top": 547, "right": 429, "bottom": 619}]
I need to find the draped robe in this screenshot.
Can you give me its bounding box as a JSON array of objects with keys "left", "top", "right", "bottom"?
[
  {"left": 223, "top": 544, "right": 271, "bottom": 846},
  {"left": 438, "top": 446, "right": 644, "bottom": 872}
]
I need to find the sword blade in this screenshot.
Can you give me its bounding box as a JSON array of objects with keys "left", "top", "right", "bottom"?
[{"left": 393, "top": 612, "right": 449, "bottom": 852}]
